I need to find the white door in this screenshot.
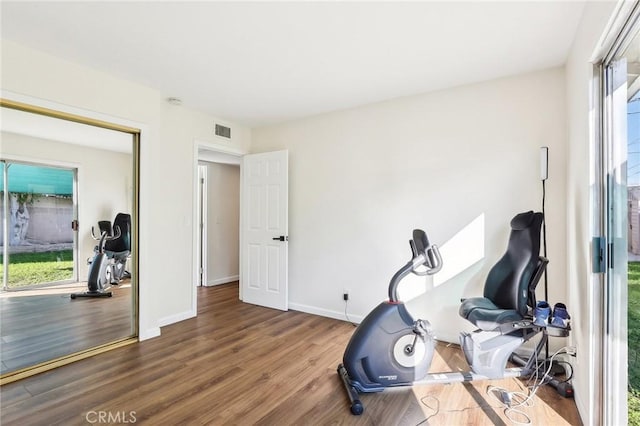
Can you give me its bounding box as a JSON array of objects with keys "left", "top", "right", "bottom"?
[{"left": 241, "top": 150, "right": 288, "bottom": 310}]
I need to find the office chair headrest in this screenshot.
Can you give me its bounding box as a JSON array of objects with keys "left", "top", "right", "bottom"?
[{"left": 510, "top": 210, "right": 536, "bottom": 231}]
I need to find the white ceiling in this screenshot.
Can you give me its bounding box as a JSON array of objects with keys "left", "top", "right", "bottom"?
[{"left": 1, "top": 1, "right": 587, "bottom": 128}]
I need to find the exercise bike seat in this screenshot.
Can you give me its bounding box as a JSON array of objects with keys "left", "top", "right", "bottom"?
[{"left": 459, "top": 211, "right": 546, "bottom": 331}]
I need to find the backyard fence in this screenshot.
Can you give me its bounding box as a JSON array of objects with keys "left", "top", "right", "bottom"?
[{"left": 0, "top": 194, "right": 73, "bottom": 250}]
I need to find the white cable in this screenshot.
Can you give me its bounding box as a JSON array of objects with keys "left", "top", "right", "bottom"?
[
  {"left": 415, "top": 395, "right": 440, "bottom": 425},
  {"left": 417, "top": 341, "right": 573, "bottom": 425},
  {"left": 485, "top": 344, "right": 572, "bottom": 425}
]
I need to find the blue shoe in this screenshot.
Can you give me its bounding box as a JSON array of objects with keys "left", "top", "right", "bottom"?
[
  {"left": 550, "top": 303, "right": 571, "bottom": 328},
  {"left": 534, "top": 301, "right": 550, "bottom": 327}
]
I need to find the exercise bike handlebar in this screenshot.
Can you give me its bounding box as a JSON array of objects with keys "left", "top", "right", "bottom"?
[
  {"left": 388, "top": 230, "right": 442, "bottom": 303},
  {"left": 419, "top": 245, "right": 443, "bottom": 276},
  {"left": 90, "top": 225, "right": 122, "bottom": 241}
]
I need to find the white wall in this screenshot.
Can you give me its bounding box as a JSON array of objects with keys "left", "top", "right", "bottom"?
[
  {"left": 1, "top": 39, "right": 251, "bottom": 339},
  {"left": 565, "top": 2, "right": 618, "bottom": 425},
  {"left": 205, "top": 162, "right": 240, "bottom": 285},
  {"left": 2, "top": 132, "right": 132, "bottom": 279},
  {"left": 252, "top": 67, "right": 567, "bottom": 343}
]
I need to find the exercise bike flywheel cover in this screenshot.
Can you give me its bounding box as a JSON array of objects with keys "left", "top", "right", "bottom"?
[{"left": 393, "top": 334, "right": 427, "bottom": 368}]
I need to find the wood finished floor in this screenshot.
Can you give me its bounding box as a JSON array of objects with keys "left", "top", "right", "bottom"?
[
  {"left": 0, "top": 281, "right": 133, "bottom": 375},
  {"left": 0, "top": 282, "right": 581, "bottom": 425}
]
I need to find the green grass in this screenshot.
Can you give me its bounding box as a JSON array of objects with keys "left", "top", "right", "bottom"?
[
  {"left": 629, "top": 262, "right": 640, "bottom": 425},
  {"left": 632, "top": 388, "right": 640, "bottom": 426},
  {"left": 0, "top": 250, "right": 73, "bottom": 288}
]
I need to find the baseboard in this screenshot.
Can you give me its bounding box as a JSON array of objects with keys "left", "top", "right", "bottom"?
[
  {"left": 139, "top": 327, "right": 161, "bottom": 341},
  {"left": 158, "top": 309, "right": 196, "bottom": 328},
  {"left": 205, "top": 275, "right": 239, "bottom": 287},
  {"left": 289, "top": 302, "right": 364, "bottom": 324}
]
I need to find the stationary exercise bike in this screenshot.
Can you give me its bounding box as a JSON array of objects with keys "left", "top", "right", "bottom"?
[
  {"left": 70, "top": 224, "right": 122, "bottom": 299},
  {"left": 337, "top": 211, "right": 570, "bottom": 415}
]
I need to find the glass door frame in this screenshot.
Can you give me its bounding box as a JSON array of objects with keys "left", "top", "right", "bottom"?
[
  {"left": 599, "top": 57, "right": 630, "bottom": 426},
  {"left": 1, "top": 158, "right": 79, "bottom": 290},
  {"left": 596, "top": 3, "right": 640, "bottom": 423}
]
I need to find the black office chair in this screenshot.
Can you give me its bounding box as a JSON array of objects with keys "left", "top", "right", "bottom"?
[
  {"left": 453, "top": 211, "right": 556, "bottom": 381},
  {"left": 459, "top": 211, "right": 547, "bottom": 331},
  {"left": 102, "top": 213, "right": 132, "bottom": 284}
]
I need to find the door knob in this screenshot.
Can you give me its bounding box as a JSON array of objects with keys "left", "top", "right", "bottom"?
[{"left": 272, "top": 236, "right": 288, "bottom": 241}]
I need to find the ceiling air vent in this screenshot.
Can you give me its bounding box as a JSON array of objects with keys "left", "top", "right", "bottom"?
[{"left": 215, "top": 123, "right": 231, "bottom": 139}]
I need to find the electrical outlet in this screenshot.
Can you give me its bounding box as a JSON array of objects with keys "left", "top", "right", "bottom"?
[
  {"left": 343, "top": 289, "right": 350, "bottom": 301},
  {"left": 566, "top": 346, "right": 577, "bottom": 356}
]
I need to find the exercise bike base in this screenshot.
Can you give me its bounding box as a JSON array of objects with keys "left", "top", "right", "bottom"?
[
  {"left": 337, "top": 364, "right": 364, "bottom": 415},
  {"left": 70, "top": 291, "right": 112, "bottom": 299},
  {"left": 338, "top": 363, "right": 530, "bottom": 415}
]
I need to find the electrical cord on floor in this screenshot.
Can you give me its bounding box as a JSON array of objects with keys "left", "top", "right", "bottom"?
[
  {"left": 415, "top": 395, "right": 439, "bottom": 425},
  {"left": 415, "top": 394, "right": 507, "bottom": 426},
  {"left": 486, "top": 345, "right": 573, "bottom": 425},
  {"left": 553, "top": 360, "right": 573, "bottom": 382},
  {"left": 487, "top": 385, "right": 534, "bottom": 425},
  {"left": 534, "top": 358, "right": 573, "bottom": 384},
  {"left": 415, "top": 345, "right": 574, "bottom": 426}
]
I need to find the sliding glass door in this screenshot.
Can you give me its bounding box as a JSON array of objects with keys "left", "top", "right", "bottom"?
[
  {"left": 599, "top": 10, "right": 640, "bottom": 424},
  {"left": 1, "top": 161, "right": 77, "bottom": 290}
]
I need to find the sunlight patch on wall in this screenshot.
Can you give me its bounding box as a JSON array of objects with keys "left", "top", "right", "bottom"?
[
  {"left": 398, "top": 214, "right": 485, "bottom": 302},
  {"left": 433, "top": 213, "right": 485, "bottom": 287}
]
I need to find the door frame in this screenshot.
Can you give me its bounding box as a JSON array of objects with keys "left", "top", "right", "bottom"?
[
  {"left": 599, "top": 57, "right": 630, "bottom": 426},
  {"left": 196, "top": 164, "right": 208, "bottom": 287},
  {"left": 191, "top": 140, "right": 245, "bottom": 315},
  {"left": 593, "top": 3, "right": 640, "bottom": 423}
]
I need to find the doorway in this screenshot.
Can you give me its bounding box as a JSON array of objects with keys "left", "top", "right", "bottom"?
[
  {"left": 197, "top": 161, "right": 241, "bottom": 288},
  {"left": 192, "top": 144, "right": 289, "bottom": 315},
  {"left": 194, "top": 145, "right": 241, "bottom": 311}
]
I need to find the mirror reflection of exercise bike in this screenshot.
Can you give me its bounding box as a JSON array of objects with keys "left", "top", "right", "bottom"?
[
  {"left": 337, "top": 211, "right": 572, "bottom": 415},
  {"left": 71, "top": 213, "right": 131, "bottom": 299}
]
